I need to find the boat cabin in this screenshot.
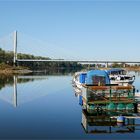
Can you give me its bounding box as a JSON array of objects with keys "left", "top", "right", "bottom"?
[{"left": 86, "top": 70, "right": 110, "bottom": 86}]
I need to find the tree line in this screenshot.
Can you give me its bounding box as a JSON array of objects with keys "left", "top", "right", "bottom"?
[{"left": 0, "top": 48, "right": 83, "bottom": 70}]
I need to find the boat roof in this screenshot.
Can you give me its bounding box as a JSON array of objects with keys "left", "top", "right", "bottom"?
[
  {"left": 86, "top": 70, "right": 110, "bottom": 85},
  {"left": 87, "top": 69, "right": 109, "bottom": 76}
]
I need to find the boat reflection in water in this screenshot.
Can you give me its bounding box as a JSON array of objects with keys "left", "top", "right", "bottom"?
[
  {"left": 73, "top": 86, "right": 140, "bottom": 135},
  {"left": 81, "top": 110, "right": 139, "bottom": 134}
]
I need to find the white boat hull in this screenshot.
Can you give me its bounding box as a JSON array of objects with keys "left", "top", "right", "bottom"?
[
  {"left": 109, "top": 74, "right": 135, "bottom": 86},
  {"left": 72, "top": 71, "right": 86, "bottom": 89}
]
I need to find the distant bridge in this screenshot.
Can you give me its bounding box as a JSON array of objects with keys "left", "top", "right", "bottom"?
[
  {"left": 1, "top": 30, "right": 140, "bottom": 67},
  {"left": 17, "top": 59, "right": 140, "bottom": 64},
  {"left": 17, "top": 59, "right": 140, "bottom": 68}
]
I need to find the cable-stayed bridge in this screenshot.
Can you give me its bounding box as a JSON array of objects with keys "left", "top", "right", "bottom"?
[{"left": 0, "top": 30, "right": 140, "bottom": 67}]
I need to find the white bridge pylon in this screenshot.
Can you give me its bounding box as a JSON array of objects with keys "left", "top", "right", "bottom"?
[{"left": 13, "top": 30, "right": 17, "bottom": 65}]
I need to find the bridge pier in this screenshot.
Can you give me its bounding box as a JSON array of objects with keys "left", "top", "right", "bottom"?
[
  {"left": 105, "top": 62, "right": 108, "bottom": 68},
  {"left": 123, "top": 63, "right": 126, "bottom": 68},
  {"left": 95, "top": 64, "right": 98, "bottom": 69}
]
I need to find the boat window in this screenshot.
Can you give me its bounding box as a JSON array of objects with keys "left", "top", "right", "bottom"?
[
  {"left": 120, "top": 77, "right": 124, "bottom": 80},
  {"left": 110, "top": 69, "right": 126, "bottom": 75},
  {"left": 92, "top": 76, "right": 106, "bottom": 86},
  {"left": 124, "top": 76, "right": 132, "bottom": 80},
  {"left": 110, "top": 77, "right": 115, "bottom": 80}
]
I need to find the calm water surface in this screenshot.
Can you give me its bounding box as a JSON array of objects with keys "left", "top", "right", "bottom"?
[{"left": 0, "top": 71, "right": 140, "bottom": 139}]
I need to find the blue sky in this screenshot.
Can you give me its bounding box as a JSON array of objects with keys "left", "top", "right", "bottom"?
[{"left": 0, "top": 0, "right": 140, "bottom": 60}]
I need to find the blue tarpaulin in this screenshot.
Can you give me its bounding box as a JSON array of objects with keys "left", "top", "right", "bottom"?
[{"left": 86, "top": 70, "right": 110, "bottom": 85}]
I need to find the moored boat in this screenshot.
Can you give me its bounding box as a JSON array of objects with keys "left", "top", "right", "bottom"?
[
  {"left": 72, "top": 68, "right": 135, "bottom": 90},
  {"left": 106, "top": 68, "right": 135, "bottom": 86},
  {"left": 73, "top": 69, "right": 139, "bottom": 113}
]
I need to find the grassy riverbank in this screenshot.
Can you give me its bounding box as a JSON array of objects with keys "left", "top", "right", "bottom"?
[
  {"left": 108, "top": 67, "right": 140, "bottom": 71},
  {"left": 124, "top": 67, "right": 140, "bottom": 71},
  {"left": 0, "top": 63, "right": 32, "bottom": 74}
]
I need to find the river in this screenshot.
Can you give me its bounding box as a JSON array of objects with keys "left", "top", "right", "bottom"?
[{"left": 0, "top": 70, "right": 140, "bottom": 139}]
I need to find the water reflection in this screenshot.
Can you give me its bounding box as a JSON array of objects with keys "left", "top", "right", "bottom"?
[
  {"left": 0, "top": 74, "right": 36, "bottom": 90},
  {"left": 0, "top": 75, "right": 48, "bottom": 107},
  {"left": 0, "top": 71, "right": 72, "bottom": 108},
  {"left": 0, "top": 69, "right": 78, "bottom": 108},
  {"left": 81, "top": 110, "right": 139, "bottom": 134},
  {"left": 0, "top": 71, "right": 140, "bottom": 139}
]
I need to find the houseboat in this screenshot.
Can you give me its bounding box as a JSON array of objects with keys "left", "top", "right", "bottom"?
[{"left": 73, "top": 69, "right": 138, "bottom": 113}]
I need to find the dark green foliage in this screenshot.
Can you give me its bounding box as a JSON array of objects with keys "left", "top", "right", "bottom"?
[
  {"left": 0, "top": 48, "right": 83, "bottom": 70},
  {"left": 111, "top": 63, "right": 123, "bottom": 68}
]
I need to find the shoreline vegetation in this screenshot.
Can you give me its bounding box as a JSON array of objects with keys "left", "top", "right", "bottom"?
[
  {"left": 1, "top": 66, "right": 140, "bottom": 76},
  {"left": 0, "top": 48, "right": 82, "bottom": 74},
  {"left": 0, "top": 63, "right": 32, "bottom": 75},
  {"left": 1, "top": 48, "right": 140, "bottom": 74},
  {"left": 1, "top": 62, "right": 140, "bottom": 75},
  {"left": 102, "top": 67, "right": 140, "bottom": 72}
]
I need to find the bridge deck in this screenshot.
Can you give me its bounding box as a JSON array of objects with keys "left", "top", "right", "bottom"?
[{"left": 16, "top": 59, "right": 140, "bottom": 63}]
